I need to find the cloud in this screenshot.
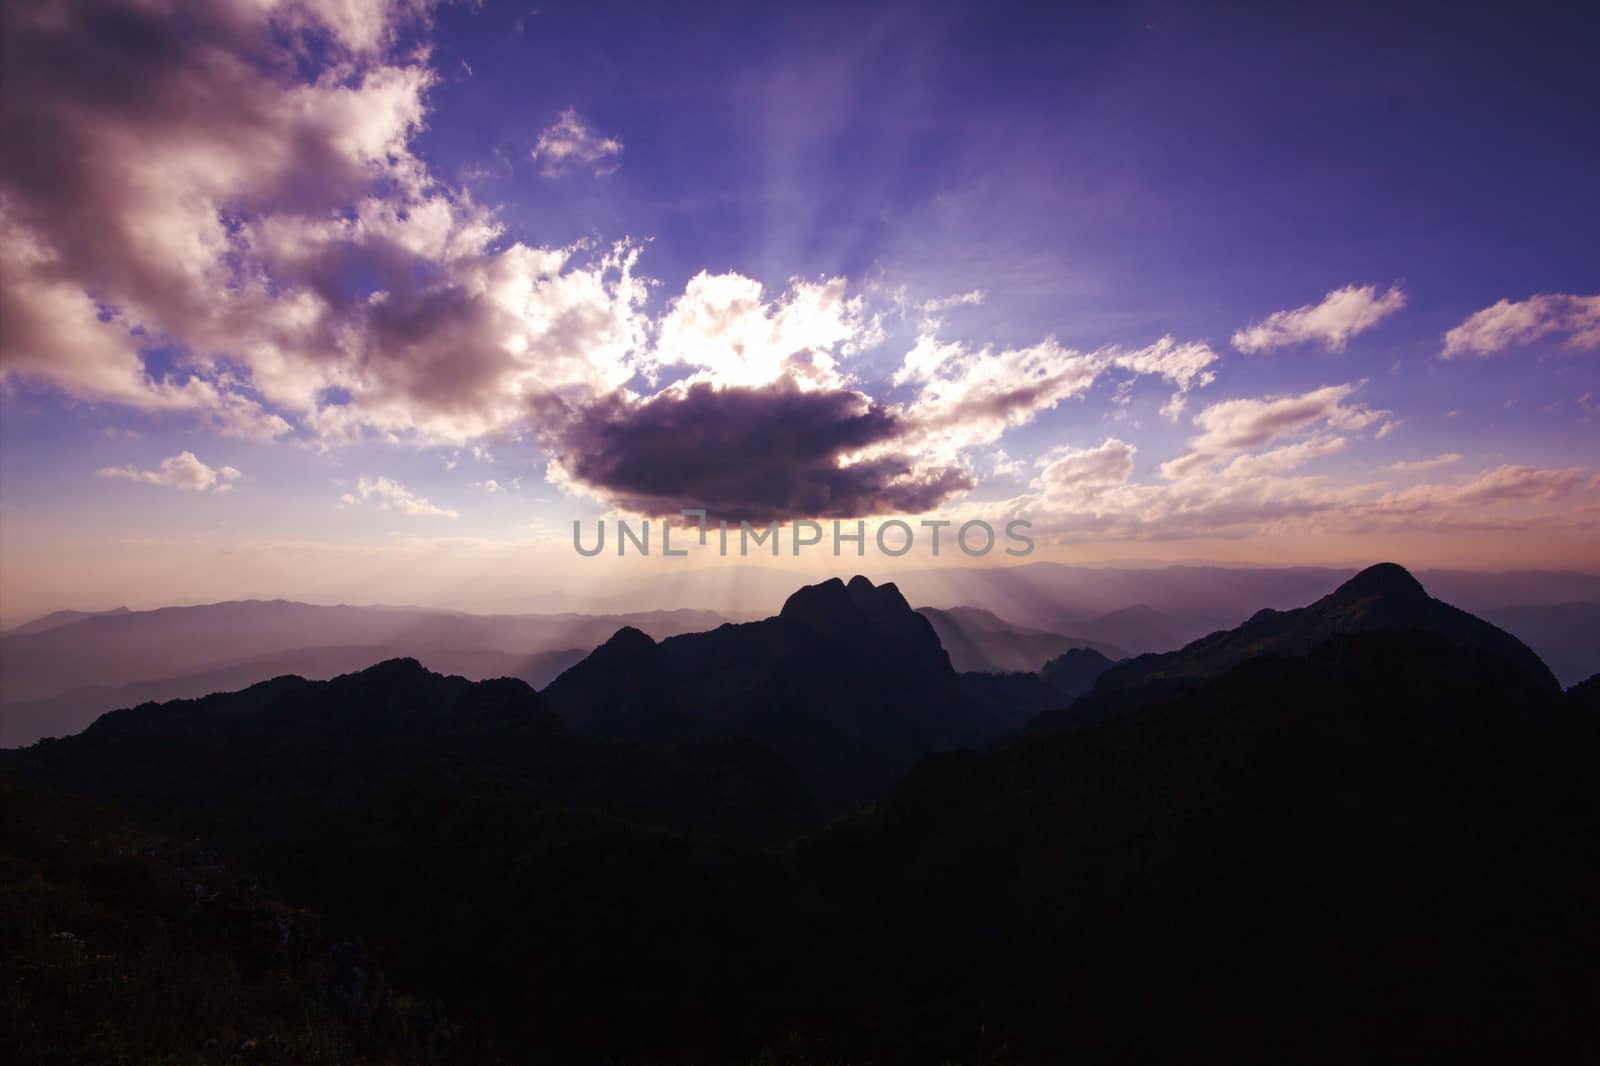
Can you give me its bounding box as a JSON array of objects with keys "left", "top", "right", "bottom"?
[
  {"left": 1159, "top": 383, "right": 1387, "bottom": 480},
  {"left": 531, "top": 108, "right": 624, "bottom": 177},
  {"left": 1387, "top": 453, "right": 1462, "bottom": 473},
  {"left": 96, "top": 452, "right": 240, "bottom": 492},
  {"left": 951, "top": 384, "right": 1413, "bottom": 542},
  {"left": 894, "top": 337, "right": 1101, "bottom": 458},
  {"left": 891, "top": 332, "right": 1219, "bottom": 465},
  {"left": 1441, "top": 293, "right": 1600, "bottom": 358},
  {"left": 920, "top": 289, "right": 986, "bottom": 314},
  {"left": 649, "top": 272, "right": 875, "bottom": 392},
  {"left": 1232, "top": 284, "right": 1406, "bottom": 353},
  {"left": 22, "top": 0, "right": 1580, "bottom": 547},
  {"left": 1038, "top": 439, "right": 1137, "bottom": 495},
  {"left": 1102, "top": 336, "right": 1220, "bottom": 392},
  {"left": 344, "top": 476, "right": 458, "bottom": 518},
  {"left": 0, "top": 0, "right": 460, "bottom": 436},
  {"left": 0, "top": 0, "right": 1236, "bottom": 521},
  {"left": 1372, "top": 464, "right": 1594, "bottom": 514},
  {"left": 972, "top": 439, "right": 1370, "bottom": 543},
  {"left": 971, "top": 444, "right": 1595, "bottom": 545},
  {"left": 547, "top": 381, "right": 972, "bottom": 521}
]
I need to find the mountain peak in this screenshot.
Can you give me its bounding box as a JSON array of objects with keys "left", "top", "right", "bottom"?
[
  {"left": 1072, "top": 560, "right": 1559, "bottom": 714},
  {"left": 846, "top": 575, "right": 913, "bottom": 616},
  {"left": 599, "top": 625, "right": 657, "bottom": 653},
  {"left": 359, "top": 656, "right": 428, "bottom": 677},
  {"left": 780, "top": 575, "right": 917, "bottom": 629},
  {"left": 1333, "top": 562, "right": 1428, "bottom": 604},
  {"left": 338, "top": 657, "right": 435, "bottom": 691},
  {"left": 776, "top": 576, "right": 952, "bottom": 673},
  {"left": 779, "top": 577, "right": 855, "bottom": 627}
]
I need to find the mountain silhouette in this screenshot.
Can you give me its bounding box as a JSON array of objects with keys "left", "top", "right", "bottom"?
[
  {"left": 543, "top": 575, "right": 998, "bottom": 812},
  {"left": 1051, "top": 562, "right": 1560, "bottom": 726},
  {"left": 1038, "top": 645, "right": 1117, "bottom": 701},
  {"left": 791, "top": 628, "right": 1599, "bottom": 1063},
  {"left": 3, "top": 567, "right": 1596, "bottom": 1063},
  {"left": 4, "top": 658, "right": 817, "bottom": 845}
]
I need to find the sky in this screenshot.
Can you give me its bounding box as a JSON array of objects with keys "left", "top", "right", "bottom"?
[{"left": 1, "top": 0, "right": 1598, "bottom": 624}]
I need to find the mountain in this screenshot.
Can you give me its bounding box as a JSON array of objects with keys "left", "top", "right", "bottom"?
[
  {"left": 1, "top": 605, "right": 131, "bottom": 636},
  {"left": 4, "top": 658, "right": 815, "bottom": 845},
  {"left": 892, "top": 562, "right": 1600, "bottom": 664},
  {"left": 4, "top": 572, "right": 1598, "bottom": 1062},
  {"left": 0, "top": 600, "right": 729, "bottom": 745},
  {"left": 0, "top": 644, "right": 589, "bottom": 748},
  {"left": 1051, "top": 563, "right": 1560, "bottom": 726},
  {"left": 0, "top": 660, "right": 814, "bottom": 1061},
  {"left": 1057, "top": 602, "right": 1217, "bottom": 654},
  {"left": 955, "top": 644, "right": 1118, "bottom": 728},
  {"left": 790, "top": 629, "right": 1600, "bottom": 1063},
  {"left": 1, "top": 786, "right": 448, "bottom": 1064},
  {"left": 1039, "top": 646, "right": 1117, "bottom": 702},
  {"left": 543, "top": 575, "right": 1001, "bottom": 812},
  {"left": 916, "top": 605, "right": 1125, "bottom": 672}
]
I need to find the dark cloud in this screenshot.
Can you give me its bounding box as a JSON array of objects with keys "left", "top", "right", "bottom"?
[{"left": 553, "top": 382, "right": 973, "bottom": 521}]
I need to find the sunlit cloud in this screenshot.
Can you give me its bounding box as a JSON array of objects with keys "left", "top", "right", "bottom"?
[
  {"left": 341, "top": 476, "right": 459, "bottom": 518},
  {"left": 97, "top": 452, "right": 241, "bottom": 493},
  {"left": 1, "top": 0, "right": 1594, "bottom": 584},
  {"left": 1442, "top": 293, "right": 1600, "bottom": 358},
  {"left": 531, "top": 108, "right": 624, "bottom": 177},
  {"left": 1233, "top": 284, "right": 1407, "bottom": 353},
  {"left": 1158, "top": 383, "right": 1386, "bottom": 480},
  {"left": 1388, "top": 453, "right": 1462, "bottom": 473}
]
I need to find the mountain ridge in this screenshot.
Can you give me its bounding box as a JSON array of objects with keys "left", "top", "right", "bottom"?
[{"left": 1052, "top": 562, "right": 1559, "bottom": 727}]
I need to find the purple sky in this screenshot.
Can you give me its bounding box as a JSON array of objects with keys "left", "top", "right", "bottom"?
[{"left": 1, "top": 0, "right": 1597, "bottom": 621}]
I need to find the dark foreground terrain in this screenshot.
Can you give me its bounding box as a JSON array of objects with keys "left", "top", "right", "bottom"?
[{"left": 3, "top": 564, "right": 1598, "bottom": 1064}]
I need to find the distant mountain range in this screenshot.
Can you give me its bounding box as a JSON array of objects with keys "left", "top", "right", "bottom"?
[
  {"left": 2, "top": 605, "right": 133, "bottom": 636},
  {"left": 11, "top": 564, "right": 1594, "bottom": 749},
  {"left": 0, "top": 602, "right": 732, "bottom": 747},
  {"left": 4, "top": 562, "right": 1595, "bottom": 1062}
]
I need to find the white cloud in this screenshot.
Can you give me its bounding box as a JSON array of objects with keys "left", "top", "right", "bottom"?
[
  {"left": 965, "top": 444, "right": 1595, "bottom": 545},
  {"left": 0, "top": 0, "right": 1234, "bottom": 521},
  {"left": 889, "top": 331, "right": 1220, "bottom": 467},
  {"left": 96, "top": 451, "right": 241, "bottom": 492},
  {"left": 1442, "top": 293, "right": 1600, "bottom": 358},
  {"left": 920, "top": 289, "right": 986, "bottom": 314},
  {"left": 1372, "top": 464, "right": 1594, "bottom": 513},
  {"left": 1232, "top": 284, "right": 1407, "bottom": 353},
  {"left": 531, "top": 108, "right": 624, "bottom": 177},
  {"left": 1387, "top": 453, "right": 1462, "bottom": 473},
  {"left": 13, "top": 2, "right": 1588, "bottom": 543},
  {"left": 1103, "top": 336, "right": 1219, "bottom": 392},
  {"left": 346, "top": 476, "right": 458, "bottom": 518},
  {"left": 1159, "top": 383, "right": 1387, "bottom": 480},
  {"left": 990, "top": 449, "right": 1024, "bottom": 478},
  {"left": 650, "top": 272, "right": 874, "bottom": 392},
  {"left": 1039, "top": 439, "right": 1137, "bottom": 496}
]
